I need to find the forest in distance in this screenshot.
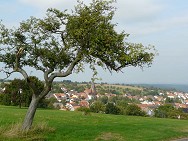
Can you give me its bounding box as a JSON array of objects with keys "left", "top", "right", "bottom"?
[{"left": 132, "top": 84, "right": 188, "bottom": 93}]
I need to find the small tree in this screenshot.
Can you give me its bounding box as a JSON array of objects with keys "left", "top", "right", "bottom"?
[
  {"left": 98, "top": 95, "right": 108, "bottom": 104},
  {"left": 2, "top": 79, "right": 31, "bottom": 107},
  {"left": 0, "top": 0, "right": 156, "bottom": 130},
  {"left": 105, "top": 102, "right": 120, "bottom": 115},
  {"left": 126, "top": 104, "right": 146, "bottom": 116},
  {"left": 90, "top": 101, "right": 105, "bottom": 113},
  {"left": 154, "top": 104, "right": 184, "bottom": 119}
]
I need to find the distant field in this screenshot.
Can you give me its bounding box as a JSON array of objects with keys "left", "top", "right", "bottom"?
[
  {"left": 1, "top": 105, "right": 188, "bottom": 141},
  {"left": 99, "top": 84, "right": 143, "bottom": 90},
  {"left": 80, "top": 83, "right": 143, "bottom": 90}
]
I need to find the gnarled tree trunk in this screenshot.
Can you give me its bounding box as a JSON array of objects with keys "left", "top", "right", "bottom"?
[
  {"left": 21, "top": 80, "right": 52, "bottom": 131},
  {"left": 22, "top": 95, "right": 39, "bottom": 131}
]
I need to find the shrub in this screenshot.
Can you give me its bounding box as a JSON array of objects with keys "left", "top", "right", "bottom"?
[
  {"left": 154, "top": 104, "right": 188, "bottom": 119},
  {"left": 77, "top": 107, "right": 91, "bottom": 115},
  {"left": 125, "top": 104, "right": 146, "bottom": 116},
  {"left": 105, "top": 103, "right": 121, "bottom": 115},
  {"left": 90, "top": 101, "right": 105, "bottom": 113}
]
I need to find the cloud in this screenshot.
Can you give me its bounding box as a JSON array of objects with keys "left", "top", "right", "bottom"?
[
  {"left": 124, "top": 14, "right": 188, "bottom": 36},
  {"left": 115, "top": 0, "right": 163, "bottom": 23},
  {"left": 113, "top": 0, "right": 188, "bottom": 36},
  {"left": 15, "top": 0, "right": 188, "bottom": 37},
  {"left": 18, "top": 0, "right": 163, "bottom": 20},
  {"left": 19, "top": 0, "right": 78, "bottom": 11}
]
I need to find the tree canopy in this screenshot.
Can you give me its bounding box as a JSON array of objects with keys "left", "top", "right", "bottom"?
[
  {"left": 0, "top": 0, "right": 156, "bottom": 80},
  {"left": 0, "top": 0, "right": 157, "bottom": 130}
]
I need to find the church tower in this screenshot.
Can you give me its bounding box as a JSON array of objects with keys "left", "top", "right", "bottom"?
[{"left": 91, "top": 80, "right": 97, "bottom": 95}]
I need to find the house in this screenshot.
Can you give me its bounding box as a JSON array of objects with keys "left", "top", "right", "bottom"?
[
  {"left": 137, "top": 104, "right": 155, "bottom": 116},
  {"left": 79, "top": 100, "right": 89, "bottom": 108},
  {"left": 61, "top": 87, "right": 68, "bottom": 93},
  {"left": 78, "top": 92, "right": 88, "bottom": 100},
  {"left": 141, "top": 100, "right": 154, "bottom": 105},
  {"left": 153, "top": 96, "right": 164, "bottom": 102},
  {"left": 84, "top": 88, "right": 91, "bottom": 95},
  {"left": 71, "top": 94, "right": 79, "bottom": 99},
  {"left": 153, "top": 101, "right": 162, "bottom": 106},
  {"left": 132, "top": 96, "right": 140, "bottom": 100},
  {"left": 139, "top": 97, "right": 144, "bottom": 101},
  {"left": 159, "top": 92, "right": 164, "bottom": 96},
  {"left": 167, "top": 92, "right": 176, "bottom": 99},
  {"left": 185, "top": 99, "right": 188, "bottom": 104},
  {"left": 84, "top": 88, "right": 97, "bottom": 100},
  {"left": 53, "top": 93, "right": 67, "bottom": 102},
  {"left": 174, "top": 103, "right": 187, "bottom": 109},
  {"left": 65, "top": 102, "right": 80, "bottom": 111},
  {"left": 84, "top": 82, "right": 97, "bottom": 95}
]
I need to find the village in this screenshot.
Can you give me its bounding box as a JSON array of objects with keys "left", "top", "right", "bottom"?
[{"left": 49, "top": 82, "right": 188, "bottom": 116}]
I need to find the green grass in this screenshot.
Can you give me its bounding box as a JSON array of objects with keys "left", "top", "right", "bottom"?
[{"left": 1, "top": 105, "right": 188, "bottom": 141}]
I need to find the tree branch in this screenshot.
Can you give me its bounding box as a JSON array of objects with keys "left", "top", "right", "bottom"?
[
  {"left": 0, "top": 69, "right": 15, "bottom": 80},
  {"left": 61, "top": 32, "right": 68, "bottom": 49},
  {"left": 44, "top": 68, "right": 53, "bottom": 83},
  {"left": 14, "top": 68, "right": 29, "bottom": 80},
  {"left": 48, "top": 51, "right": 82, "bottom": 81}
]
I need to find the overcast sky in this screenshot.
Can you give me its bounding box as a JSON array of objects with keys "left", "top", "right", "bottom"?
[{"left": 0, "top": 0, "right": 188, "bottom": 84}]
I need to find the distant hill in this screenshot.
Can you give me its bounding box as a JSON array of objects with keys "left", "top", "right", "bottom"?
[{"left": 134, "top": 84, "right": 188, "bottom": 93}]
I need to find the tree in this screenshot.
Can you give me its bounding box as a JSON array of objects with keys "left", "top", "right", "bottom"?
[
  {"left": 90, "top": 101, "right": 105, "bottom": 113},
  {"left": 1, "top": 77, "right": 44, "bottom": 108},
  {"left": 116, "top": 99, "right": 128, "bottom": 115},
  {"left": 98, "top": 95, "right": 108, "bottom": 104},
  {"left": 126, "top": 104, "right": 146, "bottom": 116},
  {"left": 2, "top": 79, "right": 32, "bottom": 107},
  {"left": 105, "top": 102, "right": 120, "bottom": 115},
  {"left": 154, "top": 104, "right": 183, "bottom": 119},
  {"left": 0, "top": 0, "right": 156, "bottom": 130}
]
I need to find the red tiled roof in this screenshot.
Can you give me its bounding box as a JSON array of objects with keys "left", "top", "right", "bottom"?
[
  {"left": 53, "top": 93, "right": 66, "bottom": 98},
  {"left": 80, "top": 100, "right": 89, "bottom": 108},
  {"left": 84, "top": 88, "right": 92, "bottom": 95}
]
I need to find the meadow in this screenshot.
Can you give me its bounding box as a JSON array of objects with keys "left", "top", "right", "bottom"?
[{"left": 1, "top": 105, "right": 188, "bottom": 141}]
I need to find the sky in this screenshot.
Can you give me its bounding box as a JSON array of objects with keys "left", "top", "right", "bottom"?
[{"left": 0, "top": 0, "right": 188, "bottom": 84}]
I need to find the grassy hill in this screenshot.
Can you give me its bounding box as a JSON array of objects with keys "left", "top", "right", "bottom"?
[{"left": 1, "top": 105, "right": 188, "bottom": 141}]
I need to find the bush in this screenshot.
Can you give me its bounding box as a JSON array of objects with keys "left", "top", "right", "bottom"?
[
  {"left": 154, "top": 104, "right": 175, "bottom": 118},
  {"left": 76, "top": 107, "right": 91, "bottom": 115},
  {"left": 90, "top": 101, "right": 105, "bottom": 113},
  {"left": 105, "top": 103, "right": 121, "bottom": 115},
  {"left": 178, "top": 113, "right": 188, "bottom": 120},
  {"left": 125, "top": 104, "right": 146, "bottom": 116},
  {"left": 0, "top": 94, "right": 4, "bottom": 104},
  {"left": 154, "top": 104, "right": 188, "bottom": 119}
]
